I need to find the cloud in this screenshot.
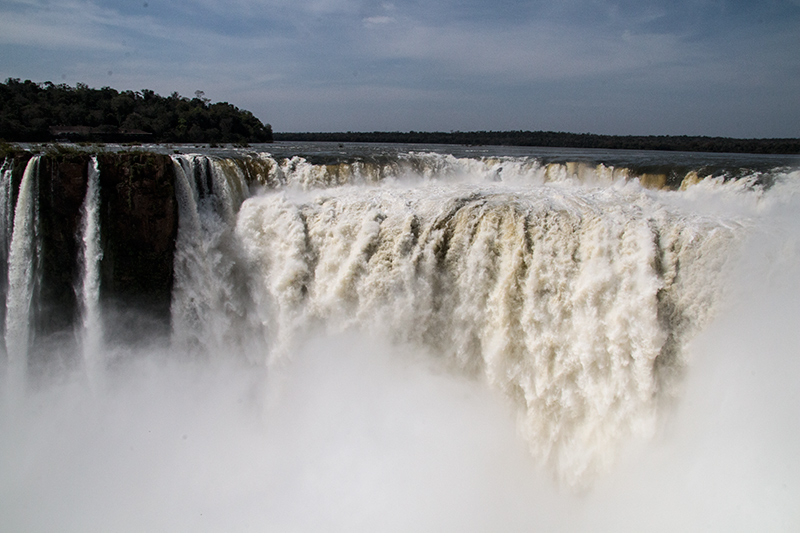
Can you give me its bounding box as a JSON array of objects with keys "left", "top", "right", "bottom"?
[
  {"left": 363, "top": 15, "right": 394, "bottom": 26},
  {"left": 0, "top": 0, "right": 798, "bottom": 135},
  {"left": 178, "top": 0, "right": 370, "bottom": 19},
  {"left": 358, "top": 15, "right": 694, "bottom": 84},
  {"left": 0, "top": 14, "right": 121, "bottom": 51},
  {"left": 0, "top": 1, "right": 129, "bottom": 50}
]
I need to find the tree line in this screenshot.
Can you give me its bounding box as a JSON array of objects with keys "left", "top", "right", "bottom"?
[
  {"left": 0, "top": 79, "right": 272, "bottom": 144},
  {"left": 275, "top": 130, "right": 800, "bottom": 155}
]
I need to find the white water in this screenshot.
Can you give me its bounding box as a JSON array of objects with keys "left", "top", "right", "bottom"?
[
  {"left": 233, "top": 167, "right": 745, "bottom": 486},
  {"left": 0, "top": 160, "right": 15, "bottom": 266},
  {"left": 3, "top": 156, "right": 39, "bottom": 400},
  {"left": 170, "top": 155, "right": 254, "bottom": 356},
  {"left": 78, "top": 156, "right": 103, "bottom": 387},
  {"left": 0, "top": 151, "right": 798, "bottom": 531},
  {"left": 251, "top": 152, "right": 638, "bottom": 190}
]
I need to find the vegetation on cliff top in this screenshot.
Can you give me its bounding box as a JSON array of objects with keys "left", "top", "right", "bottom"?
[{"left": 0, "top": 78, "right": 272, "bottom": 144}]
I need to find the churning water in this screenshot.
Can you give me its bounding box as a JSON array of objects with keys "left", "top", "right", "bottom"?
[{"left": 0, "top": 144, "right": 798, "bottom": 531}]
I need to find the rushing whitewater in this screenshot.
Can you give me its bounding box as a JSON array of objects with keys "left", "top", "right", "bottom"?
[
  {"left": 162, "top": 150, "right": 745, "bottom": 485},
  {"left": 1, "top": 144, "right": 798, "bottom": 530}
]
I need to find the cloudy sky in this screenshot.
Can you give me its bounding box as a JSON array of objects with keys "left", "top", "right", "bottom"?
[{"left": 1, "top": 0, "right": 798, "bottom": 136}]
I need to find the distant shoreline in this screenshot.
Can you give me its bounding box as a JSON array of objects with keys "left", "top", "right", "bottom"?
[{"left": 274, "top": 131, "right": 800, "bottom": 155}]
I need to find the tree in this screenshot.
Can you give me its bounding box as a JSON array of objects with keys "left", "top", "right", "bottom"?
[{"left": 0, "top": 79, "right": 273, "bottom": 143}]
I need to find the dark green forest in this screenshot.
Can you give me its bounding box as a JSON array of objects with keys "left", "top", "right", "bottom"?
[
  {"left": 0, "top": 79, "right": 272, "bottom": 143},
  {"left": 275, "top": 130, "right": 800, "bottom": 154}
]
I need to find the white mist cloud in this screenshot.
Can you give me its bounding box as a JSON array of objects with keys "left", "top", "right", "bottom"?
[{"left": 0, "top": 335, "right": 556, "bottom": 532}]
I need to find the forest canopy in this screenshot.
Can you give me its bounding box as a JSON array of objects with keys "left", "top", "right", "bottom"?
[{"left": 0, "top": 79, "right": 272, "bottom": 143}]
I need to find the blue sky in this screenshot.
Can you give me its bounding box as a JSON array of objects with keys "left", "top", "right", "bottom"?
[{"left": 1, "top": 0, "right": 798, "bottom": 136}]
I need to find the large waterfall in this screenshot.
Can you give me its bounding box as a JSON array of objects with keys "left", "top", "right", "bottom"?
[{"left": 0, "top": 144, "right": 798, "bottom": 531}]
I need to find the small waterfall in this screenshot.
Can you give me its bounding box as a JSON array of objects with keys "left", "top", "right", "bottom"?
[
  {"left": 4, "top": 156, "right": 40, "bottom": 397},
  {"left": 0, "top": 161, "right": 14, "bottom": 369},
  {"left": 78, "top": 156, "right": 103, "bottom": 385},
  {"left": 170, "top": 155, "right": 254, "bottom": 357},
  {"left": 0, "top": 160, "right": 15, "bottom": 265}
]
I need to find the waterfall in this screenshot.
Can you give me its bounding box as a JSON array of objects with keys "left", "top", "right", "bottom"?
[
  {"left": 170, "top": 155, "right": 255, "bottom": 357},
  {"left": 1, "top": 147, "right": 797, "bottom": 530},
  {"left": 0, "top": 160, "right": 15, "bottom": 266},
  {"left": 4, "top": 156, "right": 40, "bottom": 398},
  {"left": 78, "top": 156, "right": 103, "bottom": 385},
  {"left": 160, "top": 149, "right": 763, "bottom": 485},
  {"left": 0, "top": 150, "right": 753, "bottom": 480},
  {"left": 0, "top": 160, "right": 14, "bottom": 369},
  {"left": 234, "top": 180, "right": 742, "bottom": 486}
]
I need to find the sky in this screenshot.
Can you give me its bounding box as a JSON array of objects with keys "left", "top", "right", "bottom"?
[{"left": 1, "top": 0, "right": 799, "bottom": 137}]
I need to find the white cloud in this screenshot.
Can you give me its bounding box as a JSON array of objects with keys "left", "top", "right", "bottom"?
[
  {"left": 363, "top": 15, "right": 394, "bottom": 26},
  {"left": 0, "top": 13, "right": 121, "bottom": 50},
  {"left": 0, "top": 0, "right": 177, "bottom": 50}
]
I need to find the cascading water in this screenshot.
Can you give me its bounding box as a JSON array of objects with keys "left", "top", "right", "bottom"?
[
  {"left": 234, "top": 178, "right": 741, "bottom": 485},
  {"left": 4, "top": 156, "right": 39, "bottom": 399},
  {"left": 170, "top": 154, "right": 255, "bottom": 356},
  {"left": 0, "top": 146, "right": 797, "bottom": 531},
  {"left": 0, "top": 160, "right": 16, "bottom": 354},
  {"left": 78, "top": 156, "right": 103, "bottom": 387},
  {"left": 157, "top": 149, "right": 752, "bottom": 484},
  {"left": 0, "top": 160, "right": 15, "bottom": 266}
]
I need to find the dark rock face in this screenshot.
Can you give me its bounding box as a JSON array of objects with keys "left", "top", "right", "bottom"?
[
  {"left": 0, "top": 150, "right": 180, "bottom": 359},
  {"left": 34, "top": 154, "right": 89, "bottom": 340},
  {"left": 96, "top": 153, "right": 178, "bottom": 342}
]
